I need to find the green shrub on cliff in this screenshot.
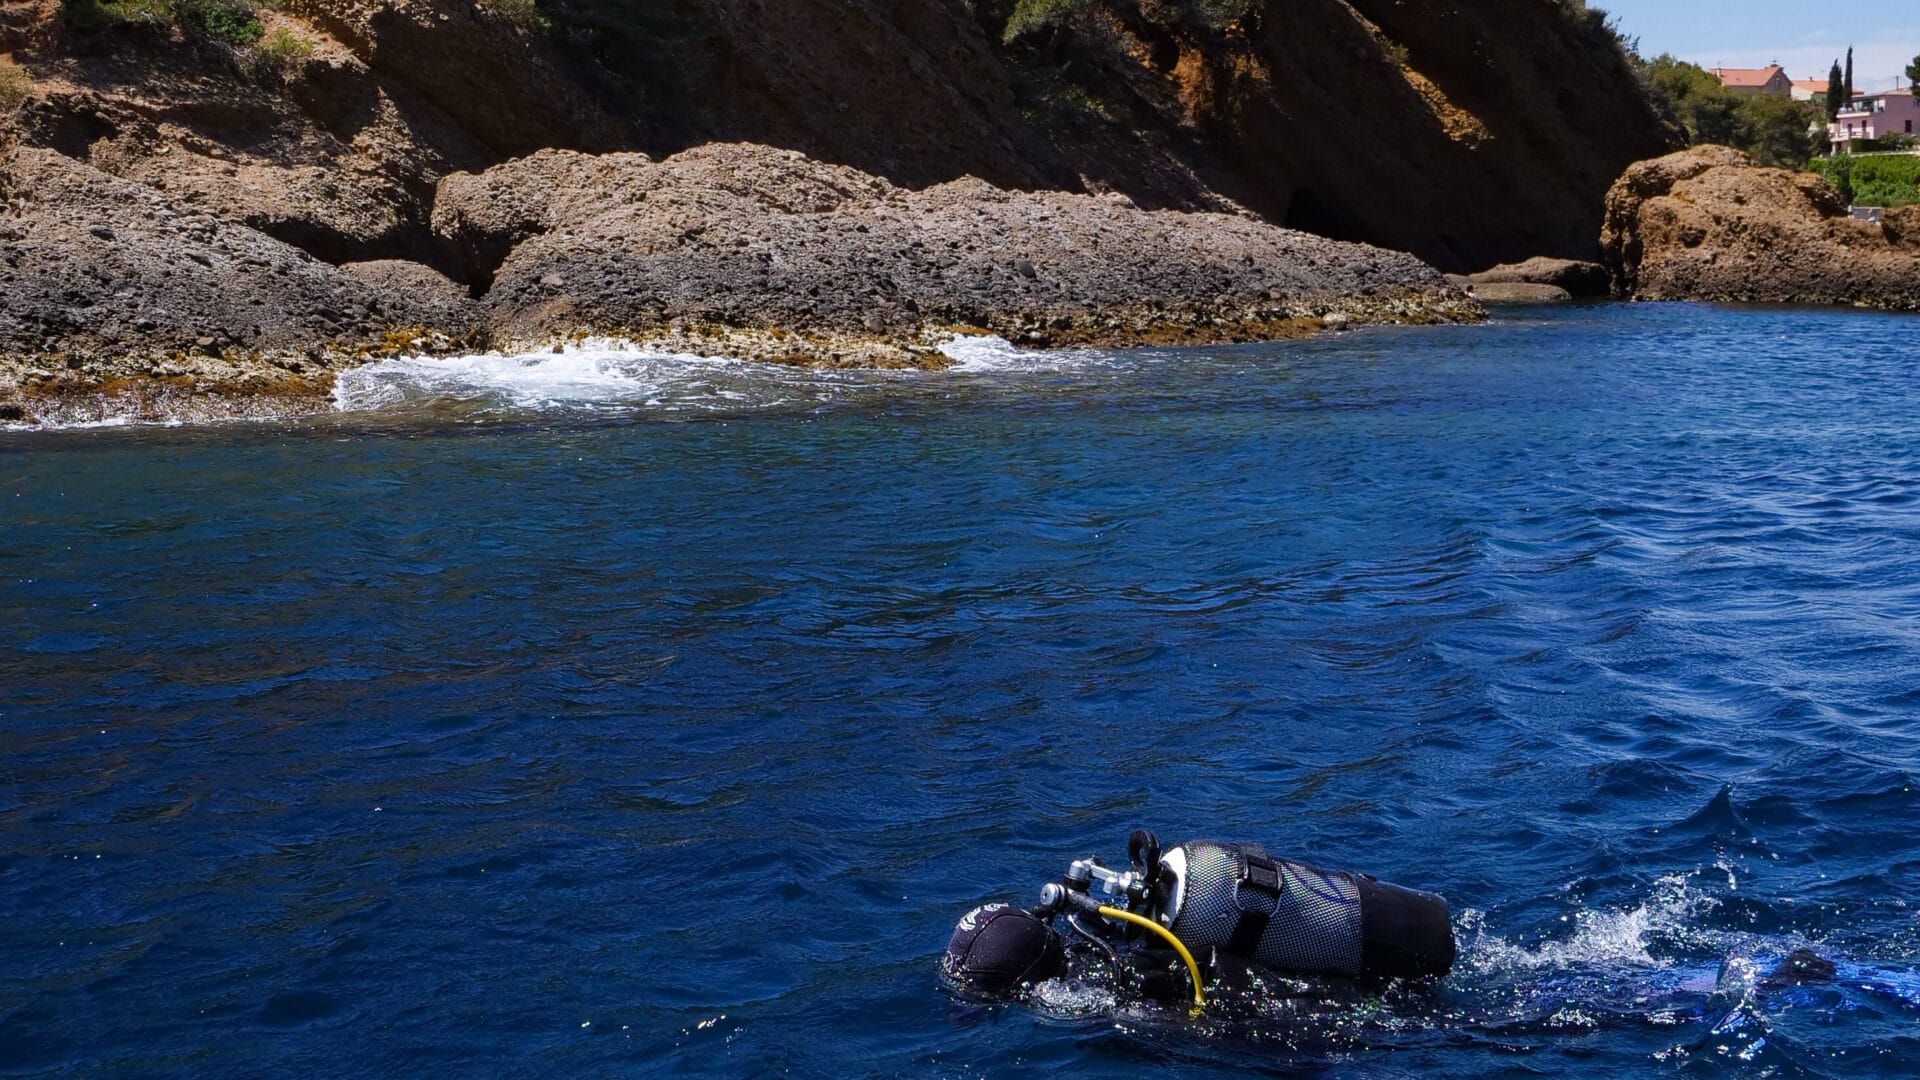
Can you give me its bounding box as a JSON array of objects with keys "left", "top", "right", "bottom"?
[
  {"left": 481, "top": 0, "right": 549, "bottom": 32},
  {"left": 176, "top": 0, "right": 263, "bottom": 45},
  {"left": 1807, "top": 154, "right": 1920, "bottom": 207},
  {"left": 1555, "top": 0, "right": 1635, "bottom": 59},
  {"left": 60, "top": 0, "right": 263, "bottom": 45},
  {"left": 1807, "top": 154, "right": 1853, "bottom": 201},
  {"left": 0, "top": 58, "right": 29, "bottom": 112},
  {"left": 259, "top": 27, "right": 312, "bottom": 60},
  {"left": 1002, "top": 0, "right": 1092, "bottom": 43},
  {"left": 1850, "top": 155, "right": 1920, "bottom": 208},
  {"left": 997, "top": 0, "right": 1253, "bottom": 44},
  {"left": 61, "top": 0, "right": 171, "bottom": 34}
]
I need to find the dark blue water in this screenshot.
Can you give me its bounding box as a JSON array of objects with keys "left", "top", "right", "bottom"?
[{"left": 5, "top": 303, "right": 1920, "bottom": 1077}]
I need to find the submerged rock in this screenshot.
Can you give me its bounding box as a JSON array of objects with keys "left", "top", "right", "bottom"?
[
  {"left": 1469, "top": 257, "right": 1610, "bottom": 298},
  {"left": 1600, "top": 146, "right": 1920, "bottom": 310},
  {"left": 1472, "top": 282, "right": 1573, "bottom": 305}
]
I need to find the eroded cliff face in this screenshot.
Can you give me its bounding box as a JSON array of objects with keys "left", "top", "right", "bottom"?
[
  {"left": 1, "top": 0, "right": 1676, "bottom": 278},
  {"left": 523, "top": 0, "right": 1681, "bottom": 270}
]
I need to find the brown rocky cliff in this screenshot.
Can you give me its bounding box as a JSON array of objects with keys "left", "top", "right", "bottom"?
[
  {"left": 2, "top": 0, "right": 1675, "bottom": 278},
  {"left": 590, "top": 0, "right": 1680, "bottom": 271}
]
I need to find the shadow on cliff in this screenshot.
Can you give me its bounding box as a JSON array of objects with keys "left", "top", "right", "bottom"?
[{"left": 2, "top": 0, "right": 1680, "bottom": 283}]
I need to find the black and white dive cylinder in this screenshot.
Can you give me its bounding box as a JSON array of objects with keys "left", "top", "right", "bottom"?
[{"left": 1157, "top": 841, "right": 1455, "bottom": 981}]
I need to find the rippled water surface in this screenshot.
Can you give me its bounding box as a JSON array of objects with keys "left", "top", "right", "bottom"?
[{"left": 6, "top": 304, "right": 1920, "bottom": 1077}]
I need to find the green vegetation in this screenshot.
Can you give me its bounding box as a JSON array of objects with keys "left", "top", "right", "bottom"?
[
  {"left": 1736, "top": 93, "right": 1825, "bottom": 169},
  {"left": 1554, "top": 0, "right": 1636, "bottom": 60},
  {"left": 259, "top": 26, "right": 311, "bottom": 60},
  {"left": 0, "top": 57, "right": 29, "bottom": 112},
  {"left": 1642, "top": 54, "right": 1739, "bottom": 144},
  {"left": 1191, "top": 0, "right": 1256, "bottom": 30},
  {"left": 481, "top": 0, "right": 548, "bottom": 32},
  {"left": 1807, "top": 154, "right": 1920, "bottom": 207},
  {"left": 1002, "top": 0, "right": 1090, "bottom": 43},
  {"left": 996, "top": 0, "right": 1256, "bottom": 45},
  {"left": 1851, "top": 133, "right": 1918, "bottom": 153},
  {"left": 1909, "top": 54, "right": 1919, "bottom": 100},
  {"left": 60, "top": 0, "right": 265, "bottom": 45},
  {"left": 1806, "top": 154, "right": 1852, "bottom": 198},
  {"left": 60, "top": 0, "right": 174, "bottom": 34},
  {"left": 1638, "top": 55, "right": 1823, "bottom": 167},
  {"left": 178, "top": 0, "right": 263, "bottom": 45},
  {"left": 1826, "top": 61, "right": 1846, "bottom": 122}
]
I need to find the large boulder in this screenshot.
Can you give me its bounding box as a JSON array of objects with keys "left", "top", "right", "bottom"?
[
  {"left": 1600, "top": 146, "right": 1920, "bottom": 309},
  {"left": 0, "top": 147, "right": 476, "bottom": 423},
  {"left": 437, "top": 143, "right": 1481, "bottom": 365}
]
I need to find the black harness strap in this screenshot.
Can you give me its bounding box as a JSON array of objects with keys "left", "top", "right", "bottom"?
[{"left": 1227, "top": 850, "right": 1284, "bottom": 958}]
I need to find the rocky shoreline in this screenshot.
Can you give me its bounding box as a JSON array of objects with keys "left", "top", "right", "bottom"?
[{"left": 0, "top": 141, "right": 1481, "bottom": 428}]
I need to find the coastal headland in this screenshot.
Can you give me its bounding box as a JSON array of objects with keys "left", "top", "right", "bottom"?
[
  {"left": 4, "top": 0, "right": 1916, "bottom": 427},
  {"left": 0, "top": 139, "right": 1479, "bottom": 426},
  {"left": 0, "top": 0, "right": 1685, "bottom": 425}
]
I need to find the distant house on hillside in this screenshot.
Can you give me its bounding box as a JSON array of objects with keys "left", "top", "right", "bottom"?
[
  {"left": 1790, "top": 79, "right": 1835, "bottom": 104},
  {"left": 1712, "top": 65, "right": 1792, "bottom": 97},
  {"left": 1830, "top": 88, "right": 1920, "bottom": 153}
]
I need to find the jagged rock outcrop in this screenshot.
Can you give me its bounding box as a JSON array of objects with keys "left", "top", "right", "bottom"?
[
  {"left": 1601, "top": 146, "right": 1920, "bottom": 310},
  {"left": 443, "top": 143, "right": 1478, "bottom": 365}
]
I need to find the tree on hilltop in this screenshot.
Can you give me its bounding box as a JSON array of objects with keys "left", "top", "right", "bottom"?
[
  {"left": 1827, "top": 61, "right": 1846, "bottom": 121},
  {"left": 1737, "top": 94, "right": 1824, "bottom": 168},
  {"left": 1645, "top": 54, "right": 1740, "bottom": 144}
]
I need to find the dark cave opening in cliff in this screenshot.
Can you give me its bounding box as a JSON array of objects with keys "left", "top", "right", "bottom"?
[{"left": 1282, "top": 188, "right": 1374, "bottom": 251}]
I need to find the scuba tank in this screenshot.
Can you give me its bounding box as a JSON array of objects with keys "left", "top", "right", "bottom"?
[{"left": 1156, "top": 838, "right": 1455, "bottom": 981}]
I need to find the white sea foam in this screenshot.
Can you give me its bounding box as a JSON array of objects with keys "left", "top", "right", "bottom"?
[
  {"left": 1460, "top": 874, "right": 1722, "bottom": 974},
  {"left": 937, "top": 334, "right": 1116, "bottom": 374},
  {"left": 1030, "top": 977, "right": 1117, "bottom": 1017},
  {"left": 937, "top": 334, "right": 1034, "bottom": 372},
  {"left": 332, "top": 334, "right": 1128, "bottom": 416},
  {"left": 332, "top": 340, "right": 891, "bottom": 415}
]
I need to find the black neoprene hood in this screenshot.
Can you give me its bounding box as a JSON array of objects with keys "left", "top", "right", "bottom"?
[{"left": 942, "top": 905, "right": 1066, "bottom": 994}]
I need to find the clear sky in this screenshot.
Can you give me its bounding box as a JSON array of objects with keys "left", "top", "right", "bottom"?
[{"left": 1594, "top": 0, "right": 1920, "bottom": 91}]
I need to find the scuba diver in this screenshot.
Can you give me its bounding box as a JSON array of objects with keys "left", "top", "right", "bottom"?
[
  {"left": 942, "top": 829, "right": 1920, "bottom": 1050},
  {"left": 943, "top": 830, "right": 1455, "bottom": 1017}
]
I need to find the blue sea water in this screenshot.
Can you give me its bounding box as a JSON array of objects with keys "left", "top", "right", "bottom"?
[{"left": 4, "top": 302, "right": 1920, "bottom": 1077}]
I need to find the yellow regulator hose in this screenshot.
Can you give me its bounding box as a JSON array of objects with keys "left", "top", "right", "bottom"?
[{"left": 1096, "top": 905, "right": 1206, "bottom": 1013}]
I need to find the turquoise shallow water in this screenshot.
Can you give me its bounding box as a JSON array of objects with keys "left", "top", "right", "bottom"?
[{"left": 4, "top": 303, "right": 1920, "bottom": 1076}]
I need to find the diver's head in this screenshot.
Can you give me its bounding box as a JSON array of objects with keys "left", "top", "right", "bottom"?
[{"left": 942, "top": 904, "right": 1065, "bottom": 996}]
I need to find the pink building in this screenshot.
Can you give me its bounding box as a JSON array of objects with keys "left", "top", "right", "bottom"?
[{"left": 1829, "top": 88, "right": 1920, "bottom": 153}]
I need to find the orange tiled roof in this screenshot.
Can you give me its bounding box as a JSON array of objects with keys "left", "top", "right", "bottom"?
[{"left": 1712, "top": 65, "right": 1784, "bottom": 87}]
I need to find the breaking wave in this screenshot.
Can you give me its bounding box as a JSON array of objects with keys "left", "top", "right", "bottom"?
[
  {"left": 329, "top": 335, "right": 1117, "bottom": 417},
  {"left": 331, "top": 340, "right": 901, "bottom": 415}
]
